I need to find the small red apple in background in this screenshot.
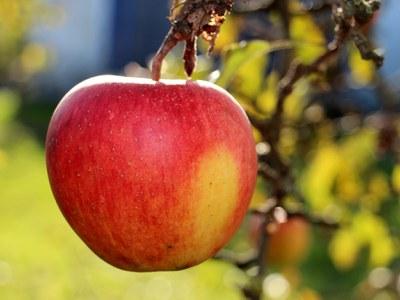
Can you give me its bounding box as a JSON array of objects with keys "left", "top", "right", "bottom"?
[
  {"left": 46, "top": 75, "right": 257, "bottom": 271},
  {"left": 249, "top": 216, "right": 311, "bottom": 267}
]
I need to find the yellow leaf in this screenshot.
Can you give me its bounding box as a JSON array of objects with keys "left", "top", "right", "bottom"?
[
  {"left": 256, "top": 72, "right": 278, "bottom": 114},
  {"left": 329, "top": 229, "right": 360, "bottom": 270},
  {"left": 290, "top": 15, "right": 326, "bottom": 63},
  {"left": 283, "top": 80, "right": 307, "bottom": 121},
  {"left": 340, "top": 128, "right": 377, "bottom": 171},
  {"left": 301, "top": 144, "right": 342, "bottom": 211},
  {"left": 352, "top": 211, "right": 387, "bottom": 245},
  {"left": 256, "top": 74, "right": 307, "bottom": 121},
  {"left": 368, "top": 172, "right": 390, "bottom": 201},
  {"left": 349, "top": 45, "right": 375, "bottom": 86},
  {"left": 336, "top": 167, "right": 363, "bottom": 203},
  {"left": 392, "top": 164, "right": 400, "bottom": 193},
  {"left": 252, "top": 127, "right": 263, "bottom": 144},
  {"left": 370, "top": 237, "right": 396, "bottom": 267},
  {"left": 212, "top": 16, "right": 240, "bottom": 53},
  {"left": 278, "top": 127, "right": 298, "bottom": 158},
  {"left": 217, "top": 40, "right": 270, "bottom": 94}
]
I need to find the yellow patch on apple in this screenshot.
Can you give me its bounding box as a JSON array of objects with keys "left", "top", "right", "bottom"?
[{"left": 184, "top": 147, "right": 239, "bottom": 264}]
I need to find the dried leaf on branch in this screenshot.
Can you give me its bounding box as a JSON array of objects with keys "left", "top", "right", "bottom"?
[{"left": 151, "top": 0, "right": 233, "bottom": 80}]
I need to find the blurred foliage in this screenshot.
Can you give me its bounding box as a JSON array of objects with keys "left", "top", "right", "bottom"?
[
  {"left": 0, "top": 0, "right": 50, "bottom": 83},
  {"left": 1, "top": 0, "right": 400, "bottom": 299},
  {"left": 290, "top": 14, "right": 326, "bottom": 64},
  {"left": 349, "top": 45, "right": 376, "bottom": 86},
  {"left": 152, "top": 1, "right": 400, "bottom": 298}
]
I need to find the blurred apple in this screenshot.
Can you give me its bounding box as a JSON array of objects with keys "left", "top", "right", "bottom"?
[
  {"left": 45, "top": 75, "right": 257, "bottom": 271},
  {"left": 250, "top": 215, "right": 311, "bottom": 266}
]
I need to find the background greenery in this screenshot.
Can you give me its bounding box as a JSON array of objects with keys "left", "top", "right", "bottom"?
[{"left": 1, "top": 0, "right": 399, "bottom": 299}]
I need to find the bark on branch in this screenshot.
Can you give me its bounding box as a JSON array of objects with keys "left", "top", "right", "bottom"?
[{"left": 151, "top": 0, "right": 233, "bottom": 81}]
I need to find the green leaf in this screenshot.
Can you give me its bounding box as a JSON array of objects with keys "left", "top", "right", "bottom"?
[
  {"left": 0, "top": 89, "right": 20, "bottom": 124},
  {"left": 216, "top": 40, "right": 271, "bottom": 90}
]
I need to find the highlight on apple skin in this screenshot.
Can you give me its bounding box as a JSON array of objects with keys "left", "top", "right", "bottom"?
[{"left": 45, "top": 75, "right": 258, "bottom": 272}]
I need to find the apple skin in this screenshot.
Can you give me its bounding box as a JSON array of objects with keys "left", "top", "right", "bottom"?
[{"left": 46, "top": 75, "right": 257, "bottom": 271}]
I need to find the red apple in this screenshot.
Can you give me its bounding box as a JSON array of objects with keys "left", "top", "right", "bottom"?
[
  {"left": 46, "top": 75, "right": 257, "bottom": 271},
  {"left": 249, "top": 216, "right": 311, "bottom": 267},
  {"left": 266, "top": 217, "right": 311, "bottom": 266}
]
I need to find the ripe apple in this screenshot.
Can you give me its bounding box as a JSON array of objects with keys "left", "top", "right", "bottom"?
[
  {"left": 46, "top": 75, "right": 257, "bottom": 271},
  {"left": 249, "top": 216, "right": 311, "bottom": 267}
]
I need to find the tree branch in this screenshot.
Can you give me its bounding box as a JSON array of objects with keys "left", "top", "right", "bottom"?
[{"left": 151, "top": 0, "right": 233, "bottom": 80}]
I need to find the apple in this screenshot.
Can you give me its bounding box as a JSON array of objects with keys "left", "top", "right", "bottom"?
[
  {"left": 46, "top": 75, "right": 257, "bottom": 271},
  {"left": 249, "top": 216, "right": 311, "bottom": 267}
]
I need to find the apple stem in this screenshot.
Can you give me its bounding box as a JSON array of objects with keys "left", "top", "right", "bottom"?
[
  {"left": 151, "top": 0, "right": 233, "bottom": 80},
  {"left": 151, "top": 30, "right": 179, "bottom": 81}
]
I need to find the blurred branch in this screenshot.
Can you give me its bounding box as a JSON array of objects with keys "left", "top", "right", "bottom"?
[
  {"left": 251, "top": 208, "right": 340, "bottom": 230},
  {"left": 287, "top": 212, "right": 340, "bottom": 230},
  {"left": 350, "top": 28, "right": 383, "bottom": 66},
  {"left": 254, "top": 0, "right": 383, "bottom": 192},
  {"left": 242, "top": 1, "right": 383, "bottom": 298},
  {"left": 214, "top": 249, "right": 258, "bottom": 269}
]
